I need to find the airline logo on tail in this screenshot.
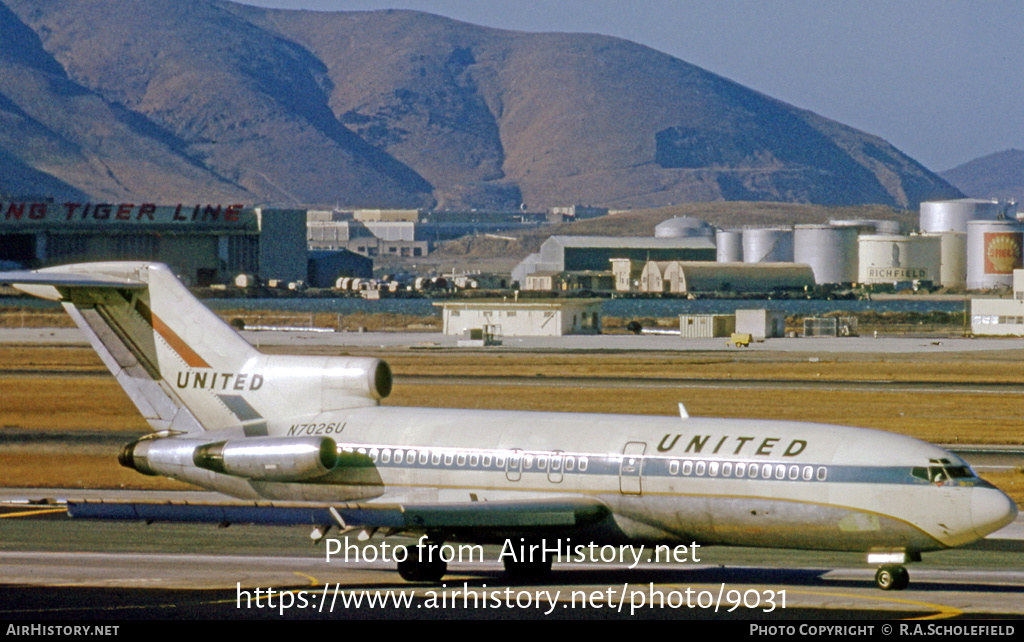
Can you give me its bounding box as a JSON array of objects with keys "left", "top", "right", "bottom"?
[{"left": 175, "top": 372, "right": 265, "bottom": 391}]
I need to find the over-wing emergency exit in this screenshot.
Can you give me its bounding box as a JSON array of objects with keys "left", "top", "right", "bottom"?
[{"left": 0, "top": 262, "right": 1016, "bottom": 590}]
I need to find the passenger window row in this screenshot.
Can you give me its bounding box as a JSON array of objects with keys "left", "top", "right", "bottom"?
[
  {"left": 668, "top": 459, "right": 827, "bottom": 481},
  {"left": 349, "top": 446, "right": 590, "bottom": 473},
  {"left": 343, "top": 445, "right": 827, "bottom": 482}
]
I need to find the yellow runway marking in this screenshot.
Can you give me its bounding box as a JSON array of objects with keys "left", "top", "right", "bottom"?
[
  {"left": 0, "top": 507, "right": 66, "bottom": 518},
  {"left": 292, "top": 572, "right": 319, "bottom": 586}
]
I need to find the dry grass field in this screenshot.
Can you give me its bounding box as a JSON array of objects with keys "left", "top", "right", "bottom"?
[{"left": 1, "top": 344, "right": 1021, "bottom": 505}]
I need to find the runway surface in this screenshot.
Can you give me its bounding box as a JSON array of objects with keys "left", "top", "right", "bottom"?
[{"left": 1, "top": 490, "right": 1022, "bottom": 620}]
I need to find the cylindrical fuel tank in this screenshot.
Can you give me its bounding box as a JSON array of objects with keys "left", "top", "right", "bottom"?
[
  {"left": 715, "top": 229, "right": 743, "bottom": 263},
  {"left": 921, "top": 232, "right": 967, "bottom": 289},
  {"left": 742, "top": 227, "right": 793, "bottom": 263},
  {"left": 655, "top": 217, "right": 715, "bottom": 239},
  {"left": 793, "top": 224, "right": 858, "bottom": 284},
  {"left": 920, "top": 199, "right": 1005, "bottom": 234},
  {"left": 858, "top": 234, "right": 941, "bottom": 284},
  {"left": 966, "top": 220, "right": 1024, "bottom": 289}
]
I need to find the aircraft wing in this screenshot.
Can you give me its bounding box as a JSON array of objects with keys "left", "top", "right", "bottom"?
[{"left": 64, "top": 496, "right": 611, "bottom": 535}]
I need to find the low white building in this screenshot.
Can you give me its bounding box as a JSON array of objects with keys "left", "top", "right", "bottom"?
[
  {"left": 436, "top": 300, "right": 602, "bottom": 337},
  {"left": 971, "top": 270, "right": 1024, "bottom": 336},
  {"left": 736, "top": 309, "right": 787, "bottom": 339},
  {"left": 679, "top": 314, "right": 736, "bottom": 338}
]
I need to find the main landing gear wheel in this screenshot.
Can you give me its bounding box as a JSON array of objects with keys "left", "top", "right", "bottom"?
[
  {"left": 875, "top": 565, "right": 910, "bottom": 591},
  {"left": 396, "top": 544, "right": 447, "bottom": 582}
]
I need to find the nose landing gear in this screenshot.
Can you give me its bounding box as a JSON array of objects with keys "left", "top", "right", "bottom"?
[{"left": 874, "top": 564, "right": 910, "bottom": 591}]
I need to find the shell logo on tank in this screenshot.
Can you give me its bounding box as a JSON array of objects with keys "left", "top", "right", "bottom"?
[{"left": 983, "top": 232, "right": 1023, "bottom": 274}]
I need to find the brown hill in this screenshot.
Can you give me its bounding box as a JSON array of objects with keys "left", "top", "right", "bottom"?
[
  {"left": 0, "top": 2, "right": 248, "bottom": 202},
  {"left": 1, "top": 0, "right": 960, "bottom": 210}
]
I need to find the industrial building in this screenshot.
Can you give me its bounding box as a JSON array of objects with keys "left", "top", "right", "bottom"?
[
  {"left": 679, "top": 314, "right": 735, "bottom": 338},
  {"left": 0, "top": 201, "right": 306, "bottom": 285},
  {"left": 307, "top": 216, "right": 430, "bottom": 258},
  {"left": 436, "top": 300, "right": 602, "bottom": 336},
  {"left": 306, "top": 250, "right": 372, "bottom": 288},
  {"left": 513, "top": 236, "right": 715, "bottom": 287},
  {"left": 971, "top": 271, "right": 1024, "bottom": 335},
  {"left": 634, "top": 261, "right": 815, "bottom": 294},
  {"left": 736, "top": 309, "right": 787, "bottom": 339},
  {"left": 522, "top": 270, "right": 614, "bottom": 292},
  {"left": 308, "top": 209, "right": 544, "bottom": 259}
]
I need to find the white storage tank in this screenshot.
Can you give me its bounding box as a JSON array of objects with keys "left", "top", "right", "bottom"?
[
  {"left": 715, "top": 229, "right": 743, "bottom": 263},
  {"left": 793, "top": 224, "right": 858, "bottom": 284},
  {"left": 966, "top": 220, "right": 1024, "bottom": 289},
  {"left": 920, "top": 199, "right": 1007, "bottom": 234},
  {"left": 858, "top": 234, "right": 941, "bottom": 285},
  {"left": 921, "top": 232, "right": 967, "bottom": 289},
  {"left": 742, "top": 227, "right": 793, "bottom": 263},
  {"left": 655, "top": 217, "right": 715, "bottom": 239}
]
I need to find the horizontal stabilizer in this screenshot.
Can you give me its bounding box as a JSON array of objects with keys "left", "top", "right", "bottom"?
[{"left": 0, "top": 270, "right": 145, "bottom": 290}]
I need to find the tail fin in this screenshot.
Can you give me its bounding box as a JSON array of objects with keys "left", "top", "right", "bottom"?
[{"left": 2, "top": 262, "right": 391, "bottom": 434}]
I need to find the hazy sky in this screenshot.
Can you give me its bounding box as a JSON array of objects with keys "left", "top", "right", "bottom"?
[{"left": 235, "top": 0, "right": 1023, "bottom": 172}]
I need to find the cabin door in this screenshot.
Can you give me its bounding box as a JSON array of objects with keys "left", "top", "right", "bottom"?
[{"left": 619, "top": 441, "right": 646, "bottom": 495}]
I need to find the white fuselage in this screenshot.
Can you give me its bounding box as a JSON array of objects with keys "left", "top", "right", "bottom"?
[{"left": 145, "top": 406, "right": 1018, "bottom": 554}]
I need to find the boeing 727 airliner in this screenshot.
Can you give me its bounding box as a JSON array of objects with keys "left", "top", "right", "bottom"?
[{"left": 0, "top": 262, "right": 1016, "bottom": 590}]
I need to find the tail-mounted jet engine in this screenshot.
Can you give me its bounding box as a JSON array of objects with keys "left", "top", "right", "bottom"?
[
  {"left": 193, "top": 437, "right": 339, "bottom": 482},
  {"left": 119, "top": 436, "right": 339, "bottom": 482}
]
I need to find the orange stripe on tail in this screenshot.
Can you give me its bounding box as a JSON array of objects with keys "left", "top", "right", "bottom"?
[{"left": 152, "top": 314, "right": 211, "bottom": 368}]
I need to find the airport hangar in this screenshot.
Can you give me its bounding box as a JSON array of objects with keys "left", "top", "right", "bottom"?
[
  {"left": 0, "top": 201, "right": 307, "bottom": 285},
  {"left": 512, "top": 236, "right": 717, "bottom": 287}
]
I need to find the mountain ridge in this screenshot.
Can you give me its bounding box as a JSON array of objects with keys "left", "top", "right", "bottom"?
[
  {"left": 0, "top": 0, "right": 961, "bottom": 210},
  {"left": 940, "top": 149, "right": 1024, "bottom": 203}
]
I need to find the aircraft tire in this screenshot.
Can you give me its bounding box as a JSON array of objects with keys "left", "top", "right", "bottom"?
[
  {"left": 875, "top": 565, "right": 909, "bottom": 591},
  {"left": 397, "top": 546, "right": 447, "bottom": 582}
]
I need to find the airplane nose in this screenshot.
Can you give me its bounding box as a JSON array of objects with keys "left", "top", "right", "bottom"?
[{"left": 972, "top": 487, "right": 1018, "bottom": 539}]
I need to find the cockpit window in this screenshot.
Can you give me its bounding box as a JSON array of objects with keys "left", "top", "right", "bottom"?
[
  {"left": 913, "top": 464, "right": 975, "bottom": 483},
  {"left": 945, "top": 466, "right": 974, "bottom": 479}
]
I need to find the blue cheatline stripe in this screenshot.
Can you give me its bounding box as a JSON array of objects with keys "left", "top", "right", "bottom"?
[{"left": 336, "top": 444, "right": 953, "bottom": 487}]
